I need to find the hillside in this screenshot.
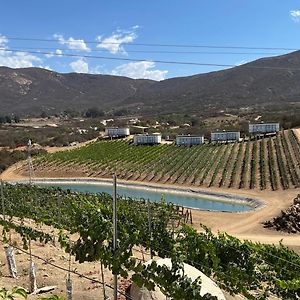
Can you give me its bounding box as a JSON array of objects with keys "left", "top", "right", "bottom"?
[
  {"left": 0, "top": 67, "right": 154, "bottom": 116},
  {"left": 125, "top": 51, "right": 300, "bottom": 114},
  {"left": 2, "top": 50, "right": 300, "bottom": 116},
  {"left": 15, "top": 130, "right": 300, "bottom": 191}
]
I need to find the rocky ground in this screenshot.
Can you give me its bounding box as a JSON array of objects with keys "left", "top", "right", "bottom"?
[{"left": 264, "top": 194, "right": 300, "bottom": 233}]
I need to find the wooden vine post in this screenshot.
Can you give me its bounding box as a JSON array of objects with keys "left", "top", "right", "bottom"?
[
  {"left": 1, "top": 180, "right": 5, "bottom": 220},
  {"left": 147, "top": 200, "right": 153, "bottom": 259},
  {"left": 66, "top": 241, "right": 73, "bottom": 300},
  {"left": 27, "top": 139, "right": 34, "bottom": 184},
  {"left": 1, "top": 180, "right": 18, "bottom": 278},
  {"left": 100, "top": 262, "right": 109, "bottom": 300},
  {"left": 29, "top": 239, "right": 37, "bottom": 293},
  {"left": 5, "top": 245, "right": 18, "bottom": 278}
]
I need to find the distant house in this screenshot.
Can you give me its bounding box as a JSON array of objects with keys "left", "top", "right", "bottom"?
[
  {"left": 211, "top": 131, "right": 240, "bottom": 142},
  {"left": 101, "top": 119, "right": 114, "bottom": 126},
  {"left": 105, "top": 127, "right": 130, "bottom": 138},
  {"left": 176, "top": 135, "right": 204, "bottom": 146},
  {"left": 133, "top": 133, "right": 162, "bottom": 145},
  {"left": 249, "top": 123, "right": 280, "bottom": 134}
]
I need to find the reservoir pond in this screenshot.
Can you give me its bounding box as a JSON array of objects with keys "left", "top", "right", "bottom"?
[{"left": 36, "top": 181, "right": 254, "bottom": 212}]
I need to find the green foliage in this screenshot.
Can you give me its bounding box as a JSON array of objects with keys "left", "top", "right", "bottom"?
[
  {"left": 0, "top": 149, "right": 46, "bottom": 174},
  {"left": 133, "top": 258, "right": 218, "bottom": 300},
  {"left": 39, "top": 295, "right": 64, "bottom": 300},
  {"left": 0, "top": 288, "right": 64, "bottom": 300},
  {"left": 1, "top": 184, "right": 300, "bottom": 299},
  {"left": 85, "top": 107, "right": 104, "bottom": 118},
  {"left": 35, "top": 130, "right": 300, "bottom": 190},
  {"left": 0, "top": 287, "right": 27, "bottom": 300}
]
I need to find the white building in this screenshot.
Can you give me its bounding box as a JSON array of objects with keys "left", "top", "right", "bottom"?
[
  {"left": 211, "top": 131, "right": 240, "bottom": 142},
  {"left": 105, "top": 127, "right": 130, "bottom": 138},
  {"left": 176, "top": 135, "right": 204, "bottom": 146},
  {"left": 249, "top": 123, "right": 280, "bottom": 134},
  {"left": 133, "top": 133, "right": 162, "bottom": 145}
]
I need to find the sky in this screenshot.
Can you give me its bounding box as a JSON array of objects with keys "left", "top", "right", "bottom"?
[{"left": 1, "top": 1, "right": 300, "bottom": 80}]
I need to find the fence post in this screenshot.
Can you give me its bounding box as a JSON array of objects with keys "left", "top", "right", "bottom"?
[
  {"left": 66, "top": 241, "right": 73, "bottom": 300},
  {"left": 5, "top": 246, "right": 17, "bottom": 278},
  {"left": 1, "top": 180, "right": 5, "bottom": 220},
  {"left": 29, "top": 239, "right": 37, "bottom": 294},
  {"left": 112, "top": 174, "right": 118, "bottom": 300},
  {"left": 147, "top": 200, "right": 153, "bottom": 259}
]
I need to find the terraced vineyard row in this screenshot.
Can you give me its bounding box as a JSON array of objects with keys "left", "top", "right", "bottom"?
[{"left": 32, "top": 130, "right": 300, "bottom": 190}]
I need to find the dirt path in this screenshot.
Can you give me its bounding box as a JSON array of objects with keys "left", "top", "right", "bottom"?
[
  {"left": 293, "top": 128, "right": 300, "bottom": 141},
  {"left": 44, "top": 138, "right": 98, "bottom": 153}
]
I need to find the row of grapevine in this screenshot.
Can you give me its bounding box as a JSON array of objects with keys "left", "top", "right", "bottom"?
[
  {"left": 267, "top": 138, "right": 279, "bottom": 191},
  {"left": 1, "top": 183, "right": 300, "bottom": 299},
  {"left": 219, "top": 142, "right": 239, "bottom": 187},
  {"left": 280, "top": 131, "right": 300, "bottom": 187},
  {"left": 239, "top": 140, "right": 250, "bottom": 189},
  {"left": 249, "top": 139, "right": 258, "bottom": 189},
  {"left": 229, "top": 141, "right": 244, "bottom": 188},
  {"left": 289, "top": 130, "right": 300, "bottom": 166},
  {"left": 259, "top": 138, "right": 267, "bottom": 190},
  {"left": 30, "top": 130, "right": 300, "bottom": 190},
  {"left": 208, "top": 143, "right": 233, "bottom": 187},
  {"left": 274, "top": 135, "right": 290, "bottom": 189}
]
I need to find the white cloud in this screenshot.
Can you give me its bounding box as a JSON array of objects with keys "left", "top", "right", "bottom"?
[
  {"left": 0, "top": 34, "right": 8, "bottom": 47},
  {"left": 0, "top": 51, "right": 42, "bottom": 68},
  {"left": 54, "top": 34, "right": 90, "bottom": 52},
  {"left": 56, "top": 49, "right": 63, "bottom": 56},
  {"left": 70, "top": 58, "right": 89, "bottom": 73},
  {"left": 290, "top": 10, "right": 300, "bottom": 22},
  {"left": 45, "top": 49, "right": 63, "bottom": 58},
  {"left": 111, "top": 61, "right": 168, "bottom": 81},
  {"left": 0, "top": 34, "right": 43, "bottom": 68},
  {"left": 96, "top": 27, "right": 138, "bottom": 54}
]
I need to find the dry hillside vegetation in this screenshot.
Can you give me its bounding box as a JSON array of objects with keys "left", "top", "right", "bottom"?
[{"left": 4, "top": 50, "right": 300, "bottom": 117}]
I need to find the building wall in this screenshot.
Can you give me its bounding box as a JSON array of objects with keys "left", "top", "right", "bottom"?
[
  {"left": 249, "top": 123, "right": 280, "bottom": 134},
  {"left": 176, "top": 136, "right": 204, "bottom": 145},
  {"left": 105, "top": 127, "right": 130, "bottom": 137},
  {"left": 133, "top": 134, "right": 162, "bottom": 145},
  {"left": 211, "top": 132, "right": 240, "bottom": 142}
]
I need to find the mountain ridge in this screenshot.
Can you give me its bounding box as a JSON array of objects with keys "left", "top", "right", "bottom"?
[{"left": 1, "top": 50, "right": 300, "bottom": 116}]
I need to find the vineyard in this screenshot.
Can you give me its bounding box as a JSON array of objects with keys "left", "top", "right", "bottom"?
[
  {"left": 29, "top": 130, "right": 300, "bottom": 191},
  {"left": 0, "top": 183, "right": 300, "bottom": 299}
]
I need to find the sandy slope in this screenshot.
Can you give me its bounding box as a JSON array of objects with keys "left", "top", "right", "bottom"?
[{"left": 293, "top": 128, "right": 300, "bottom": 141}]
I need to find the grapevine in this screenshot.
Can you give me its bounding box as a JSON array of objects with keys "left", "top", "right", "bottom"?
[{"left": 0, "top": 183, "right": 299, "bottom": 299}]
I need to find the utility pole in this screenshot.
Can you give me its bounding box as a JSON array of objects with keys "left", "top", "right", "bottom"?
[
  {"left": 1, "top": 180, "right": 5, "bottom": 220},
  {"left": 112, "top": 174, "right": 118, "bottom": 300},
  {"left": 27, "top": 139, "right": 34, "bottom": 184}
]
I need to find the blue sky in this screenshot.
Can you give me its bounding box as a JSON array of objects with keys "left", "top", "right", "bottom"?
[{"left": 0, "top": 0, "right": 300, "bottom": 80}]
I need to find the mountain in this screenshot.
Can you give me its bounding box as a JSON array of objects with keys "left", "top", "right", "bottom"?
[
  {"left": 0, "top": 67, "right": 154, "bottom": 116},
  {"left": 1, "top": 50, "right": 300, "bottom": 117},
  {"left": 124, "top": 50, "right": 300, "bottom": 114}
]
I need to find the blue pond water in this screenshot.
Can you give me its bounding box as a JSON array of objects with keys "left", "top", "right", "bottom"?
[{"left": 36, "top": 181, "right": 253, "bottom": 212}]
